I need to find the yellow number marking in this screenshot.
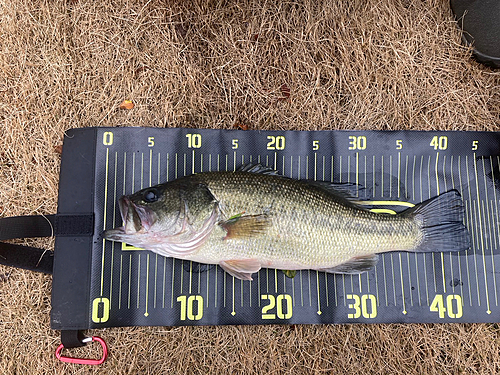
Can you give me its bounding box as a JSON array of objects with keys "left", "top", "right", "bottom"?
[
  {"left": 103, "top": 131, "right": 113, "bottom": 146},
  {"left": 348, "top": 136, "right": 367, "bottom": 150},
  {"left": 91, "top": 297, "right": 110, "bottom": 323},
  {"left": 266, "top": 135, "right": 286, "bottom": 150},
  {"left": 347, "top": 294, "right": 377, "bottom": 319},
  {"left": 430, "top": 136, "right": 448, "bottom": 150},
  {"left": 276, "top": 294, "right": 293, "bottom": 319},
  {"left": 261, "top": 294, "right": 293, "bottom": 319},
  {"left": 176, "top": 295, "right": 204, "bottom": 321},
  {"left": 261, "top": 294, "right": 276, "bottom": 319},
  {"left": 121, "top": 243, "right": 144, "bottom": 251},
  {"left": 430, "top": 294, "right": 463, "bottom": 319},
  {"left": 186, "top": 133, "right": 202, "bottom": 148},
  {"left": 347, "top": 294, "right": 361, "bottom": 318}
]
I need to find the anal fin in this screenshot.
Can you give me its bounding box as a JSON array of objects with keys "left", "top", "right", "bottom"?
[
  {"left": 318, "top": 254, "right": 379, "bottom": 275},
  {"left": 220, "top": 259, "right": 261, "bottom": 281}
]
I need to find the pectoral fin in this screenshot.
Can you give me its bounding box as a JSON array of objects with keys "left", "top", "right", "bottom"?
[
  {"left": 220, "top": 259, "right": 262, "bottom": 280},
  {"left": 318, "top": 254, "right": 379, "bottom": 274},
  {"left": 220, "top": 214, "right": 270, "bottom": 240}
]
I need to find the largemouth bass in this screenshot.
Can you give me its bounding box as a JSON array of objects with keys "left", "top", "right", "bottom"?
[{"left": 103, "top": 164, "right": 470, "bottom": 280}]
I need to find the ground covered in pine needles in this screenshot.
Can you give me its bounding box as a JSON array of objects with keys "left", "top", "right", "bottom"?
[{"left": 1, "top": 0, "right": 500, "bottom": 373}]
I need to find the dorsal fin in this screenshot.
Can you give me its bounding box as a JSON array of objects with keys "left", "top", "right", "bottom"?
[
  {"left": 237, "top": 163, "right": 280, "bottom": 176},
  {"left": 237, "top": 163, "right": 366, "bottom": 202},
  {"left": 308, "top": 181, "right": 365, "bottom": 200}
]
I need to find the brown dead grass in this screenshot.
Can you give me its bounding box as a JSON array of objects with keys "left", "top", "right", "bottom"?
[{"left": 1, "top": 0, "right": 500, "bottom": 373}]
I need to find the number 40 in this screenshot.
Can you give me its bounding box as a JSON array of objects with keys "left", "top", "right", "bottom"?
[{"left": 430, "top": 294, "right": 462, "bottom": 319}]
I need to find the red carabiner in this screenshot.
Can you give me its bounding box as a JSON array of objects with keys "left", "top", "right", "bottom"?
[{"left": 55, "top": 336, "right": 108, "bottom": 365}]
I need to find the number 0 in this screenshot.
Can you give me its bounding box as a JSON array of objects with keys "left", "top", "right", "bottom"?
[
  {"left": 361, "top": 294, "right": 377, "bottom": 318},
  {"left": 276, "top": 294, "right": 293, "bottom": 319},
  {"left": 91, "top": 297, "right": 110, "bottom": 323},
  {"left": 187, "top": 295, "right": 203, "bottom": 320},
  {"left": 103, "top": 131, "right": 113, "bottom": 145}
]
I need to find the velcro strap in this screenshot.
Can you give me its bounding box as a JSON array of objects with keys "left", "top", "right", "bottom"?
[{"left": 53, "top": 214, "right": 94, "bottom": 237}]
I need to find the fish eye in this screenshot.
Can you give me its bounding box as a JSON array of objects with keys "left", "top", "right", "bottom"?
[{"left": 143, "top": 188, "right": 159, "bottom": 203}]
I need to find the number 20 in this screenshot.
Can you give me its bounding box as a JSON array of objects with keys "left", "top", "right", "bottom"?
[
  {"left": 267, "top": 136, "right": 285, "bottom": 150},
  {"left": 261, "top": 294, "right": 292, "bottom": 319}
]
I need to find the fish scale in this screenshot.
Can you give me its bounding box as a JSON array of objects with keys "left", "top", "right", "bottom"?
[{"left": 195, "top": 171, "right": 420, "bottom": 268}]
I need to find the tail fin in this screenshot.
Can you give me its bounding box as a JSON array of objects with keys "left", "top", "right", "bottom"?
[{"left": 404, "top": 190, "right": 470, "bottom": 253}]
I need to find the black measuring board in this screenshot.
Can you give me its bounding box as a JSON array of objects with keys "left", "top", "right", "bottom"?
[{"left": 51, "top": 127, "right": 500, "bottom": 330}]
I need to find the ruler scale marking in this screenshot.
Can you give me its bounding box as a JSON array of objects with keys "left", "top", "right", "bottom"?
[{"left": 89, "top": 130, "right": 500, "bottom": 326}]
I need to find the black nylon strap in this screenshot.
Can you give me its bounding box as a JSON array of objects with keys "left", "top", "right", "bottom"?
[
  {"left": 0, "top": 242, "right": 54, "bottom": 274},
  {"left": 0, "top": 215, "right": 54, "bottom": 241},
  {"left": 0, "top": 214, "right": 94, "bottom": 241},
  {"left": 0, "top": 213, "right": 94, "bottom": 274},
  {"left": 61, "top": 330, "right": 87, "bottom": 348}
]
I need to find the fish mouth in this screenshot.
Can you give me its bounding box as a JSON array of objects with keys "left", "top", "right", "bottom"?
[{"left": 103, "top": 196, "right": 156, "bottom": 241}]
